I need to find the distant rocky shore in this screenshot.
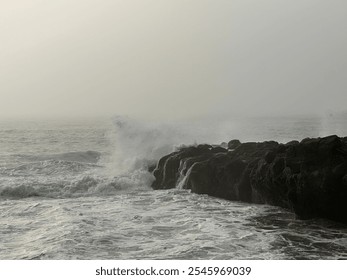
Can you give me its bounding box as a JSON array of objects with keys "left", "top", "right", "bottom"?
[{"left": 151, "top": 135, "right": 347, "bottom": 224}]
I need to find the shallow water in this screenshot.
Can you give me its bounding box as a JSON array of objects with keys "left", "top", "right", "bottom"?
[{"left": 0, "top": 116, "right": 346, "bottom": 259}]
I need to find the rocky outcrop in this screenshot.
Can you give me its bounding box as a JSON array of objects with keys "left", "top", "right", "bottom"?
[{"left": 151, "top": 135, "right": 347, "bottom": 224}]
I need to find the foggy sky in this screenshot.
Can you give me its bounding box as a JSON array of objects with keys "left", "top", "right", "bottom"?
[{"left": 1, "top": 0, "right": 346, "bottom": 119}]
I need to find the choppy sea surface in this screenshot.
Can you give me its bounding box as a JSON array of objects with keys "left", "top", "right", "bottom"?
[{"left": 0, "top": 115, "right": 346, "bottom": 259}]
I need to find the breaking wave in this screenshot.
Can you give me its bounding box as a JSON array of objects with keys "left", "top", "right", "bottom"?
[{"left": 0, "top": 170, "right": 154, "bottom": 199}]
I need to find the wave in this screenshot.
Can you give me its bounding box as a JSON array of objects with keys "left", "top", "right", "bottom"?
[
  {"left": 108, "top": 116, "right": 182, "bottom": 174},
  {"left": 0, "top": 160, "right": 101, "bottom": 177},
  {"left": 0, "top": 169, "right": 154, "bottom": 199},
  {"left": 14, "top": 151, "right": 101, "bottom": 164},
  {"left": 107, "top": 115, "right": 230, "bottom": 175}
]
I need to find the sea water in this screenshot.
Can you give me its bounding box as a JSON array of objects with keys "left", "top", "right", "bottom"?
[{"left": 0, "top": 115, "right": 346, "bottom": 259}]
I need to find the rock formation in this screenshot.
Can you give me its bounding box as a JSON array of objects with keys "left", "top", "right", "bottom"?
[{"left": 151, "top": 135, "right": 347, "bottom": 224}]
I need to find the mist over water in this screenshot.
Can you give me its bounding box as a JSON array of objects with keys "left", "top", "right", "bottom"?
[{"left": 0, "top": 115, "right": 347, "bottom": 259}]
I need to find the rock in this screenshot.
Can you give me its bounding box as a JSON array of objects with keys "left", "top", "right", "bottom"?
[
  {"left": 197, "top": 144, "right": 212, "bottom": 151},
  {"left": 264, "top": 151, "right": 276, "bottom": 163},
  {"left": 272, "top": 157, "right": 285, "bottom": 176},
  {"left": 228, "top": 139, "right": 241, "bottom": 150},
  {"left": 151, "top": 135, "right": 347, "bottom": 224},
  {"left": 286, "top": 140, "right": 299, "bottom": 146},
  {"left": 333, "top": 162, "right": 347, "bottom": 177},
  {"left": 343, "top": 174, "right": 347, "bottom": 186},
  {"left": 211, "top": 146, "right": 227, "bottom": 153}
]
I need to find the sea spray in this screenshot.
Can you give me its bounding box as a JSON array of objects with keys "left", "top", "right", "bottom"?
[{"left": 106, "top": 115, "right": 241, "bottom": 174}]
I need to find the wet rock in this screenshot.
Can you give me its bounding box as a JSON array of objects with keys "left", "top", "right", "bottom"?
[
  {"left": 228, "top": 139, "right": 241, "bottom": 150},
  {"left": 151, "top": 135, "right": 347, "bottom": 224},
  {"left": 286, "top": 140, "right": 299, "bottom": 146},
  {"left": 264, "top": 151, "right": 276, "bottom": 163}
]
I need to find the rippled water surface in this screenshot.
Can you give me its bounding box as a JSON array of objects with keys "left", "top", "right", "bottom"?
[{"left": 1, "top": 116, "right": 347, "bottom": 259}]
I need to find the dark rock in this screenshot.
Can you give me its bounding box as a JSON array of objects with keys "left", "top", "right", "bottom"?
[
  {"left": 277, "top": 144, "right": 287, "bottom": 153},
  {"left": 343, "top": 174, "right": 347, "bottom": 186},
  {"left": 197, "top": 144, "right": 212, "bottom": 151},
  {"left": 228, "top": 139, "right": 241, "bottom": 150},
  {"left": 272, "top": 157, "right": 285, "bottom": 176},
  {"left": 264, "top": 151, "right": 276, "bottom": 163},
  {"left": 147, "top": 164, "right": 156, "bottom": 173},
  {"left": 151, "top": 146, "right": 215, "bottom": 190},
  {"left": 151, "top": 135, "right": 347, "bottom": 224},
  {"left": 211, "top": 146, "right": 228, "bottom": 153},
  {"left": 286, "top": 140, "right": 299, "bottom": 146},
  {"left": 333, "top": 162, "right": 347, "bottom": 177}
]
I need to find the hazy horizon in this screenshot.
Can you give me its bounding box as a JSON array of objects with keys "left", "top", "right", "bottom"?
[{"left": 1, "top": 0, "right": 346, "bottom": 120}]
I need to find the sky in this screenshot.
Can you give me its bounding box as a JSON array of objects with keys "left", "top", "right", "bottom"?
[{"left": 0, "top": 0, "right": 346, "bottom": 119}]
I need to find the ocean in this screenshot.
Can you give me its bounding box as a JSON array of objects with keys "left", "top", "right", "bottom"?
[{"left": 0, "top": 115, "right": 346, "bottom": 259}]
